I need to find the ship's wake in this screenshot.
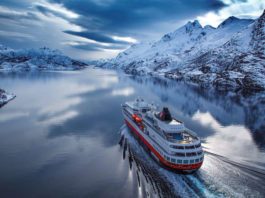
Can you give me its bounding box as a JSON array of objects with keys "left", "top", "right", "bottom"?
[{"left": 119, "top": 125, "right": 265, "bottom": 198}]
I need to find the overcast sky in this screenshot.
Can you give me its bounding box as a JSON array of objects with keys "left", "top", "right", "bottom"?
[{"left": 0, "top": 0, "right": 264, "bottom": 60}]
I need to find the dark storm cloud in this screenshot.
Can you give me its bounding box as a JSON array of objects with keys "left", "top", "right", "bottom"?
[
  {"left": 74, "top": 44, "right": 126, "bottom": 51},
  {"left": 0, "top": 0, "right": 33, "bottom": 9},
  {"left": 63, "top": 30, "right": 132, "bottom": 45},
  {"left": 0, "top": 0, "right": 228, "bottom": 57},
  {"left": 73, "top": 44, "right": 100, "bottom": 51},
  {"left": 49, "top": 0, "right": 226, "bottom": 37}
]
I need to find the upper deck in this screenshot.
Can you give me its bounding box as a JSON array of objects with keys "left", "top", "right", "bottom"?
[
  {"left": 153, "top": 113, "right": 185, "bottom": 133},
  {"left": 123, "top": 98, "right": 199, "bottom": 144},
  {"left": 164, "top": 130, "right": 198, "bottom": 144},
  {"left": 144, "top": 112, "right": 199, "bottom": 144},
  {"left": 125, "top": 99, "right": 151, "bottom": 112}
]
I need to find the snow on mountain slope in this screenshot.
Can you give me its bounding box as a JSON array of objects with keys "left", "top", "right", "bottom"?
[
  {"left": 0, "top": 45, "right": 88, "bottom": 72},
  {"left": 167, "top": 10, "right": 265, "bottom": 92},
  {"left": 0, "top": 88, "right": 15, "bottom": 107},
  {"left": 97, "top": 10, "right": 265, "bottom": 92},
  {"left": 98, "top": 41, "right": 153, "bottom": 73},
  {"left": 99, "top": 16, "right": 254, "bottom": 73}
]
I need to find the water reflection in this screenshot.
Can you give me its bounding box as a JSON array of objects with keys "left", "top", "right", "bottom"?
[
  {"left": 193, "top": 111, "right": 263, "bottom": 162},
  {"left": 111, "top": 87, "right": 135, "bottom": 96},
  {"left": 47, "top": 89, "right": 124, "bottom": 147},
  {"left": 0, "top": 68, "right": 264, "bottom": 197},
  {"left": 127, "top": 75, "right": 265, "bottom": 153}
]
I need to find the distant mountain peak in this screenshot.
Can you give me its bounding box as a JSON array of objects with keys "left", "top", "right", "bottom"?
[
  {"left": 204, "top": 25, "right": 215, "bottom": 30},
  {"left": 227, "top": 16, "right": 239, "bottom": 21},
  {"left": 218, "top": 16, "right": 240, "bottom": 28},
  {"left": 217, "top": 16, "right": 255, "bottom": 29},
  {"left": 160, "top": 20, "right": 203, "bottom": 42},
  {"left": 181, "top": 20, "right": 203, "bottom": 35},
  {"left": 185, "top": 20, "right": 202, "bottom": 29}
]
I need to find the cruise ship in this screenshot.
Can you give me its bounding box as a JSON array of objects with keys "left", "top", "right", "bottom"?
[{"left": 122, "top": 98, "right": 204, "bottom": 172}]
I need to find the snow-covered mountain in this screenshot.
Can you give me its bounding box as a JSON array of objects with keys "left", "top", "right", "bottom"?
[
  {"left": 0, "top": 88, "right": 15, "bottom": 107},
  {"left": 98, "top": 10, "right": 265, "bottom": 92},
  {"left": 0, "top": 45, "right": 88, "bottom": 72}
]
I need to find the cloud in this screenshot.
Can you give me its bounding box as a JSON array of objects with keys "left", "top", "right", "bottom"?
[
  {"left": 0, "top": 5, "right": 39, "bottom": 21},
  {"left": 0, "top": 0, "right": 33, "bottom": 9},
  {"left": 34, "top": 1, "right": 79, "bottom": 20},
  {"left": 50, "top": 0, "right": 226, "bottom": 38},
  {"left": 197, "top": 0, "right": 265, "bottom": 27},
  {"left": 64, "top": 41, "right": 128, "bottom": 51},
  {"left": 111, "top": 87, "right": 135, "bottom": 96},
  {"left": 45, "top": 0, "right": 226, "bottom": 54},
  {"left": 0, "top": 30, "right": 36, "bottom": 40},
  {"left": 63, "top": 30, "right": 134, "bottom": 45},
  {"left": 0, "top": 0, "right": 264, "bottom": 59}
]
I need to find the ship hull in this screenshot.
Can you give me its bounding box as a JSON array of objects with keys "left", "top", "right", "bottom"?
[{"left": 124, "top": 119, "right": 203, "bottom": 172}]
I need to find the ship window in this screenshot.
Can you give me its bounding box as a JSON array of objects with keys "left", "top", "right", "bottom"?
[
  {"left": 197, "top": 151, "right": 202, "bottom": 155},
  {"left": 185, "top": 145, "right": 195, "bottom": 149},
  {"left": 166, "top": 133, "right": 183, "bottom": 141},
  {"left": 175, "top": 152, "right": 185, "bottom": 157},
  {"left": 166, "top": 156, "right": 170, "bottom": 161},
  {"left": 195, "top": 143, "right": 201, "bottom": 148},
  {"left": 141, "top": 108, "right": 150, "bottom": 113},
  {"left": 186, "top": 152, "right": 197, "bottom": 157},
  {"left": 170, "top": 145, "right": 184, "bottom": 149},
  {"left": 183, "top": 160, "right": 189, "bottom": 164},
  {"left": 200, "top": 157, "right": 203, "bottom": 161},
  {"left": 177, "top": 159, "right": 182, "bottom": 164},
  {"left": 171, "top": 158, "right": 176, "bottom": 163},
  {"left": 195, "top": 159, "right": 199, "bottom": 163},
  {"left": 190, "top": 159, "right": 195, "bottom": 164}
]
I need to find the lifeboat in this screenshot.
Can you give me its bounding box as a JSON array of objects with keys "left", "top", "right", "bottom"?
[
  {"left": 132, "top": 114, "right": 142, "bottom": 122},
  {"left": 132, "top": 114, "right": 144, "bottom": 130}
]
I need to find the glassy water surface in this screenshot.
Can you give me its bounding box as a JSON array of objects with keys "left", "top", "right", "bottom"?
[{"left": 0, "top": 68, "right": 264, "bottom": 197}]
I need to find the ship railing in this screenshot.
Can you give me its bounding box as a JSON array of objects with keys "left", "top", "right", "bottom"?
[{"left": 185, "top": 128, "right": 198, "bottom": 138}]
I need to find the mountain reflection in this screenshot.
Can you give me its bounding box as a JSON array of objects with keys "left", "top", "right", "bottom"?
[
  {"left": 128, "top": 75, "right": 265, "bottom": 152},
  {"left": 0, "top": 68, "right": 264, "bottom": 197},
  {"left": 39, "top": 70, "right": 265, "bottom": 158}
]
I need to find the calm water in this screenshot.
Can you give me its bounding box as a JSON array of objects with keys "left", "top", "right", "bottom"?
[{"left": 0, "top": 68, "right": 264, "bottom": 197}]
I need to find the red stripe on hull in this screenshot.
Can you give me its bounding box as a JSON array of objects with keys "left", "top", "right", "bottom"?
[{"left": 125, "top": 119, "right": 203, "bottom": 171}]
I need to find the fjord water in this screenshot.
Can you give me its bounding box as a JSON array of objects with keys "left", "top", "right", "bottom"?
[{"left": 0, "top": 68, "right": 264, "bottom": 197}]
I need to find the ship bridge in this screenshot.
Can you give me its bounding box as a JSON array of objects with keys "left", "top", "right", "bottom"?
[
  {"left": 154, "top": 107, "right": 185, "bottom": 133},
  {"left": 156, "top": 118, "right": 185, "bottom": 133},
  {"left": 126, "top": 98, "right": 152, "bottom": 113}
]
